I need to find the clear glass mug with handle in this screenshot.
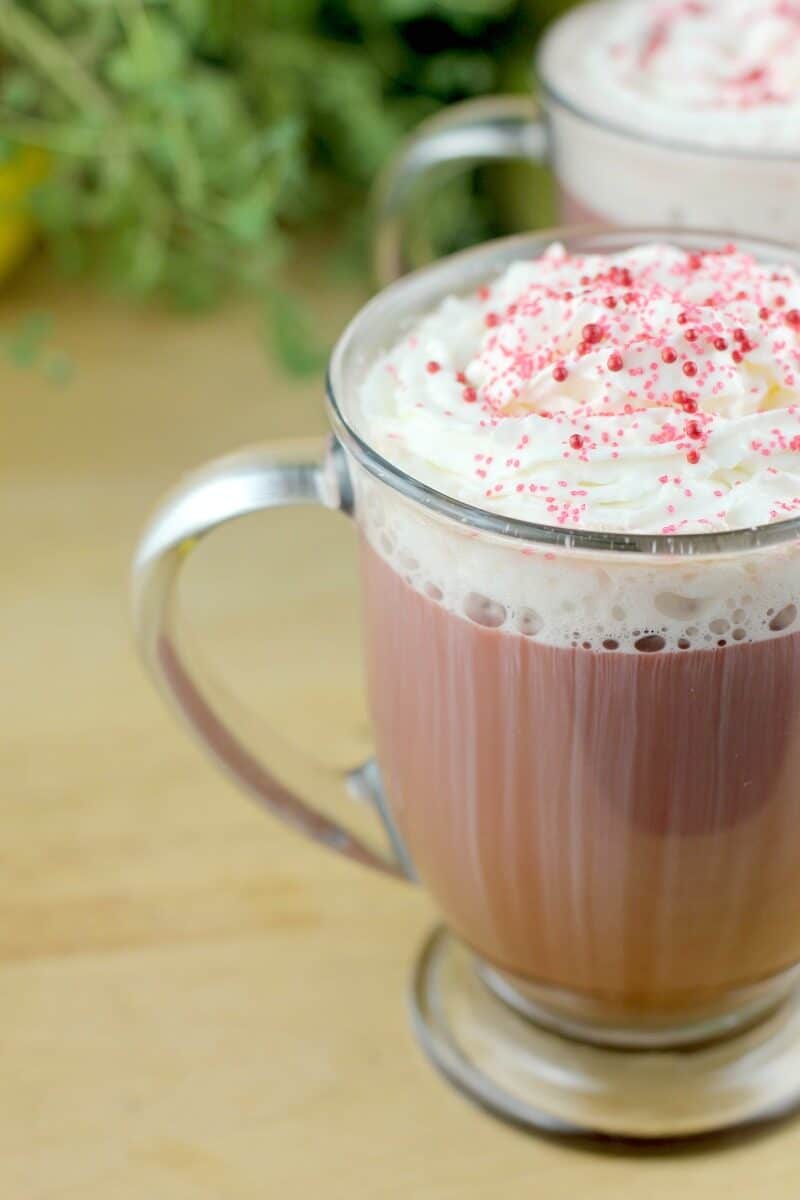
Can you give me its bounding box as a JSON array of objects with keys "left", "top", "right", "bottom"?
[
  {"left": 133, "top": 228, "right": 800, "bottom": 1142},
  {"left": 373, "top": 0, "right": 800, "bottom": 286}
]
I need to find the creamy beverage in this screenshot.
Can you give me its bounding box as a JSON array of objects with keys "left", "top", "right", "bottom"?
[
  {"left": 354, "top": 241, "right": 800, "bottom": 1024},
  {"left": 539, "top": 0, "right": 800, "bottom": 239},
  {"left": 134, "top": 220, "right": 800, "bottom": 1132}
]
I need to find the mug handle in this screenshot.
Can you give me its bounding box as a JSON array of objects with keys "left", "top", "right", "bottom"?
[
  {"left": 372, "top": 94, "right": 547, "bottom": 286},
  {"left": 132, "top": 437, "right": 415, "bottom": 881}
]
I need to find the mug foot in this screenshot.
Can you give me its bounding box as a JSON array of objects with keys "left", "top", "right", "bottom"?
[{"left": 410, "top": 927, "right": 800, "bottom": 1140}]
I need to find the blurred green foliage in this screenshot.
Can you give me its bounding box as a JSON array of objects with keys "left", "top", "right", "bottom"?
[{"left": 0, "top": 0, "right": 576, "bottom": 367}]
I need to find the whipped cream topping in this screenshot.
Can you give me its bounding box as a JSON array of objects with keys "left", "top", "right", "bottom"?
[
  {"left": 359, "top": 243, "right": 800, "bottom": 535},
  {"left": 541, "top": 0, "right": 800, "bottom": 152}
]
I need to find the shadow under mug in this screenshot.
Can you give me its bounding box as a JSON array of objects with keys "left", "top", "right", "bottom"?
[
  {"left": 133, "top": 228, "right": 800, "bottom": 1141},
  {"left": 373, "top": 0, "right": 800, "bottom": 287}
]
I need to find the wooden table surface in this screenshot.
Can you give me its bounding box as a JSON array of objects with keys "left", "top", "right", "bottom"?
[{"left": 4, "top": 258, "right": 800, "bottom": 1198}]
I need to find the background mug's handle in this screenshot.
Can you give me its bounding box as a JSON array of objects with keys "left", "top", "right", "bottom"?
[
  {"left": 372, "top": 94, "right": 548, "bottom": 286},
  {"left": 132, "top": 437, "right": 415, "bottom": 881}
]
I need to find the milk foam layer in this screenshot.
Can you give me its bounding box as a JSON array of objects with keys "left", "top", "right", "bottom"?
[
  {"left": 358, "top": 469, "right": 800, "bottom": 652},
  {"left": 542, "top": 0, "right": 800, "bottom": 153},
  {"left": 355, "top": 242, "right": 800, "bottom": 650}
]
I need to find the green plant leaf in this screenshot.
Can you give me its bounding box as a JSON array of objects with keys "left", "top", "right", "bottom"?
[
  {"left": 420, "top": 50, "right": 497, "bottom": 97},
  {"left": 42, "top": 350, "right": 73, "bottom": 384},
  {"left": 2, "top": 68, "right": 41, "bottom": 110},
  {"left": 171, "top": 0, "right": 213, "bottom": 39},
  {"left": 31, "top": 176, "right": 84, "bottom": 232},
  {"left": 51, "top": 230, "right": 87, "bottom": 276},
  {"left": 106, "top": 12, "right": 187, "bottom": 92},
  {"left": 0, "top": 136, "right": 18, "bottom": 165},
  {"left": 267, "top": 290, "right": 328, "bottom": 376},
  {"left": 5, "top": 311, "right": 53, "bottom": 367}
]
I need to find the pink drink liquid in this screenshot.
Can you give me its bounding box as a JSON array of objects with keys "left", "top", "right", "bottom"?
[{"left": 361, "top": 538, "right": 800, "bottom": 1019}]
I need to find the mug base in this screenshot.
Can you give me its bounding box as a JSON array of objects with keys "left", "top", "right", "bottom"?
[{"left": 410, "top": 927, "right": 800, "bottom": 1140}]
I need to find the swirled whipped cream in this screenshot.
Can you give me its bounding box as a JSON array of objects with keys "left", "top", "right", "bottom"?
[
  {"left": 359, "top": 243, "right": 800, "bottom": 535},
  {"left": 542, "top": 0, "right": 800, "bottom": 152}
]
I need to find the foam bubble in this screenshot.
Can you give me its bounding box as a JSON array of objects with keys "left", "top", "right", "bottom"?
[
  {"left": 517, "top": 607, "right": 543, "bottom": 637},
  {"left": 635, "top": 635, "right": 666, "bottom": 654},
  {"left": 770, "top": 604, "right": 798, "bottom": 632},
  {"left": 464, "top": 593, "right": 507, "bottom": 629}
]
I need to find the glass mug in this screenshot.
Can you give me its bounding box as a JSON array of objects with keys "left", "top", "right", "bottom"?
[
  {"left": 373, "top": 0, "right": 800, "bottom": 286},
  {"left": 133, "top": 229, "right": 800, "bottom": 1141}
]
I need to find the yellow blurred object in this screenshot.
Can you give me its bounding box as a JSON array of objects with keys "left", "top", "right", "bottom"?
[{"left": 0, "top": 145, "right": 49, "bottom": 282}]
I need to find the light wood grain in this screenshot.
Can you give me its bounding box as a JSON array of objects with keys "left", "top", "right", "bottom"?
[{"left": 3, "top": 259, "right": 800, "bottom": 1198}]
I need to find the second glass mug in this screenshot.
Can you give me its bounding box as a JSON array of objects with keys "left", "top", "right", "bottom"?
[
  {"left": 373, "top": 0, "right": 800, "bottom": 286},
  {"left": 133, "top": 229, "right": 800, "bottom": 1141}
]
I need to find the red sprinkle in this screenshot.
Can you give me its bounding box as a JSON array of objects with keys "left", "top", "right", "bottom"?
[
  {"left": 684, "top": 328, "right": 699, "bottom": 342},
  {"left": 759, "top": 306, "right": 771, "bottom": 320},
  {"left": 426, "top": 360, "right": 441, "bottom": 374},
  {"left": 485, "top": 312, "right": 500, "bottom": 328},
  {"left": 732, "top": 349, "right": 743, "bottom": 363},
  {"left": 674, "top": 390, "right": 697, "bottom": 412},
  {"left": 677, "top": 313, "right": 689, "bottom": 325},
  {"left": 683, "top": 361, "right": 698, "bottom": 377},
  {"left": 714, "top": 337, "right": 728, "bottom": 351},
  {"left": 569, "top": 434, "right": 584, "bottom": 450},
  {"left": 582, "top": 323, "right": 605, "bottom": 345},
  {"left": 463, "top": 386, "right": 478, "bottom": 403},
  {"left": 786, "top": 309, "right": 800, "bottom": 329},
  {"left": 687, "top": 450, "right": 700, "bottom": 465},
  {"left": 733, "top": 327, "right": 748, "bottom": 342},
  {"left": 552, "top": 365, "right": 569, "bottom": 382},
  {"left": 661, "top": 347, "right": 678, "bottom": 364},
  {"left": 607, "top": 352, "right": 624, "bottom": 372},
  {"left": 686, "top": 420, "right": 702, "bottom": 439},
  {"left": 603, "top": 296, "right": 617, "bottom": 308}
]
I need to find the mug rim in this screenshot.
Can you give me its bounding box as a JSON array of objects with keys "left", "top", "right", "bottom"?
[
  {"left": 533, "top": 0, "right": 800, "bottom": 166},
  {"left": 326, "top": 226, "right": 800, "bottom": 559}
]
